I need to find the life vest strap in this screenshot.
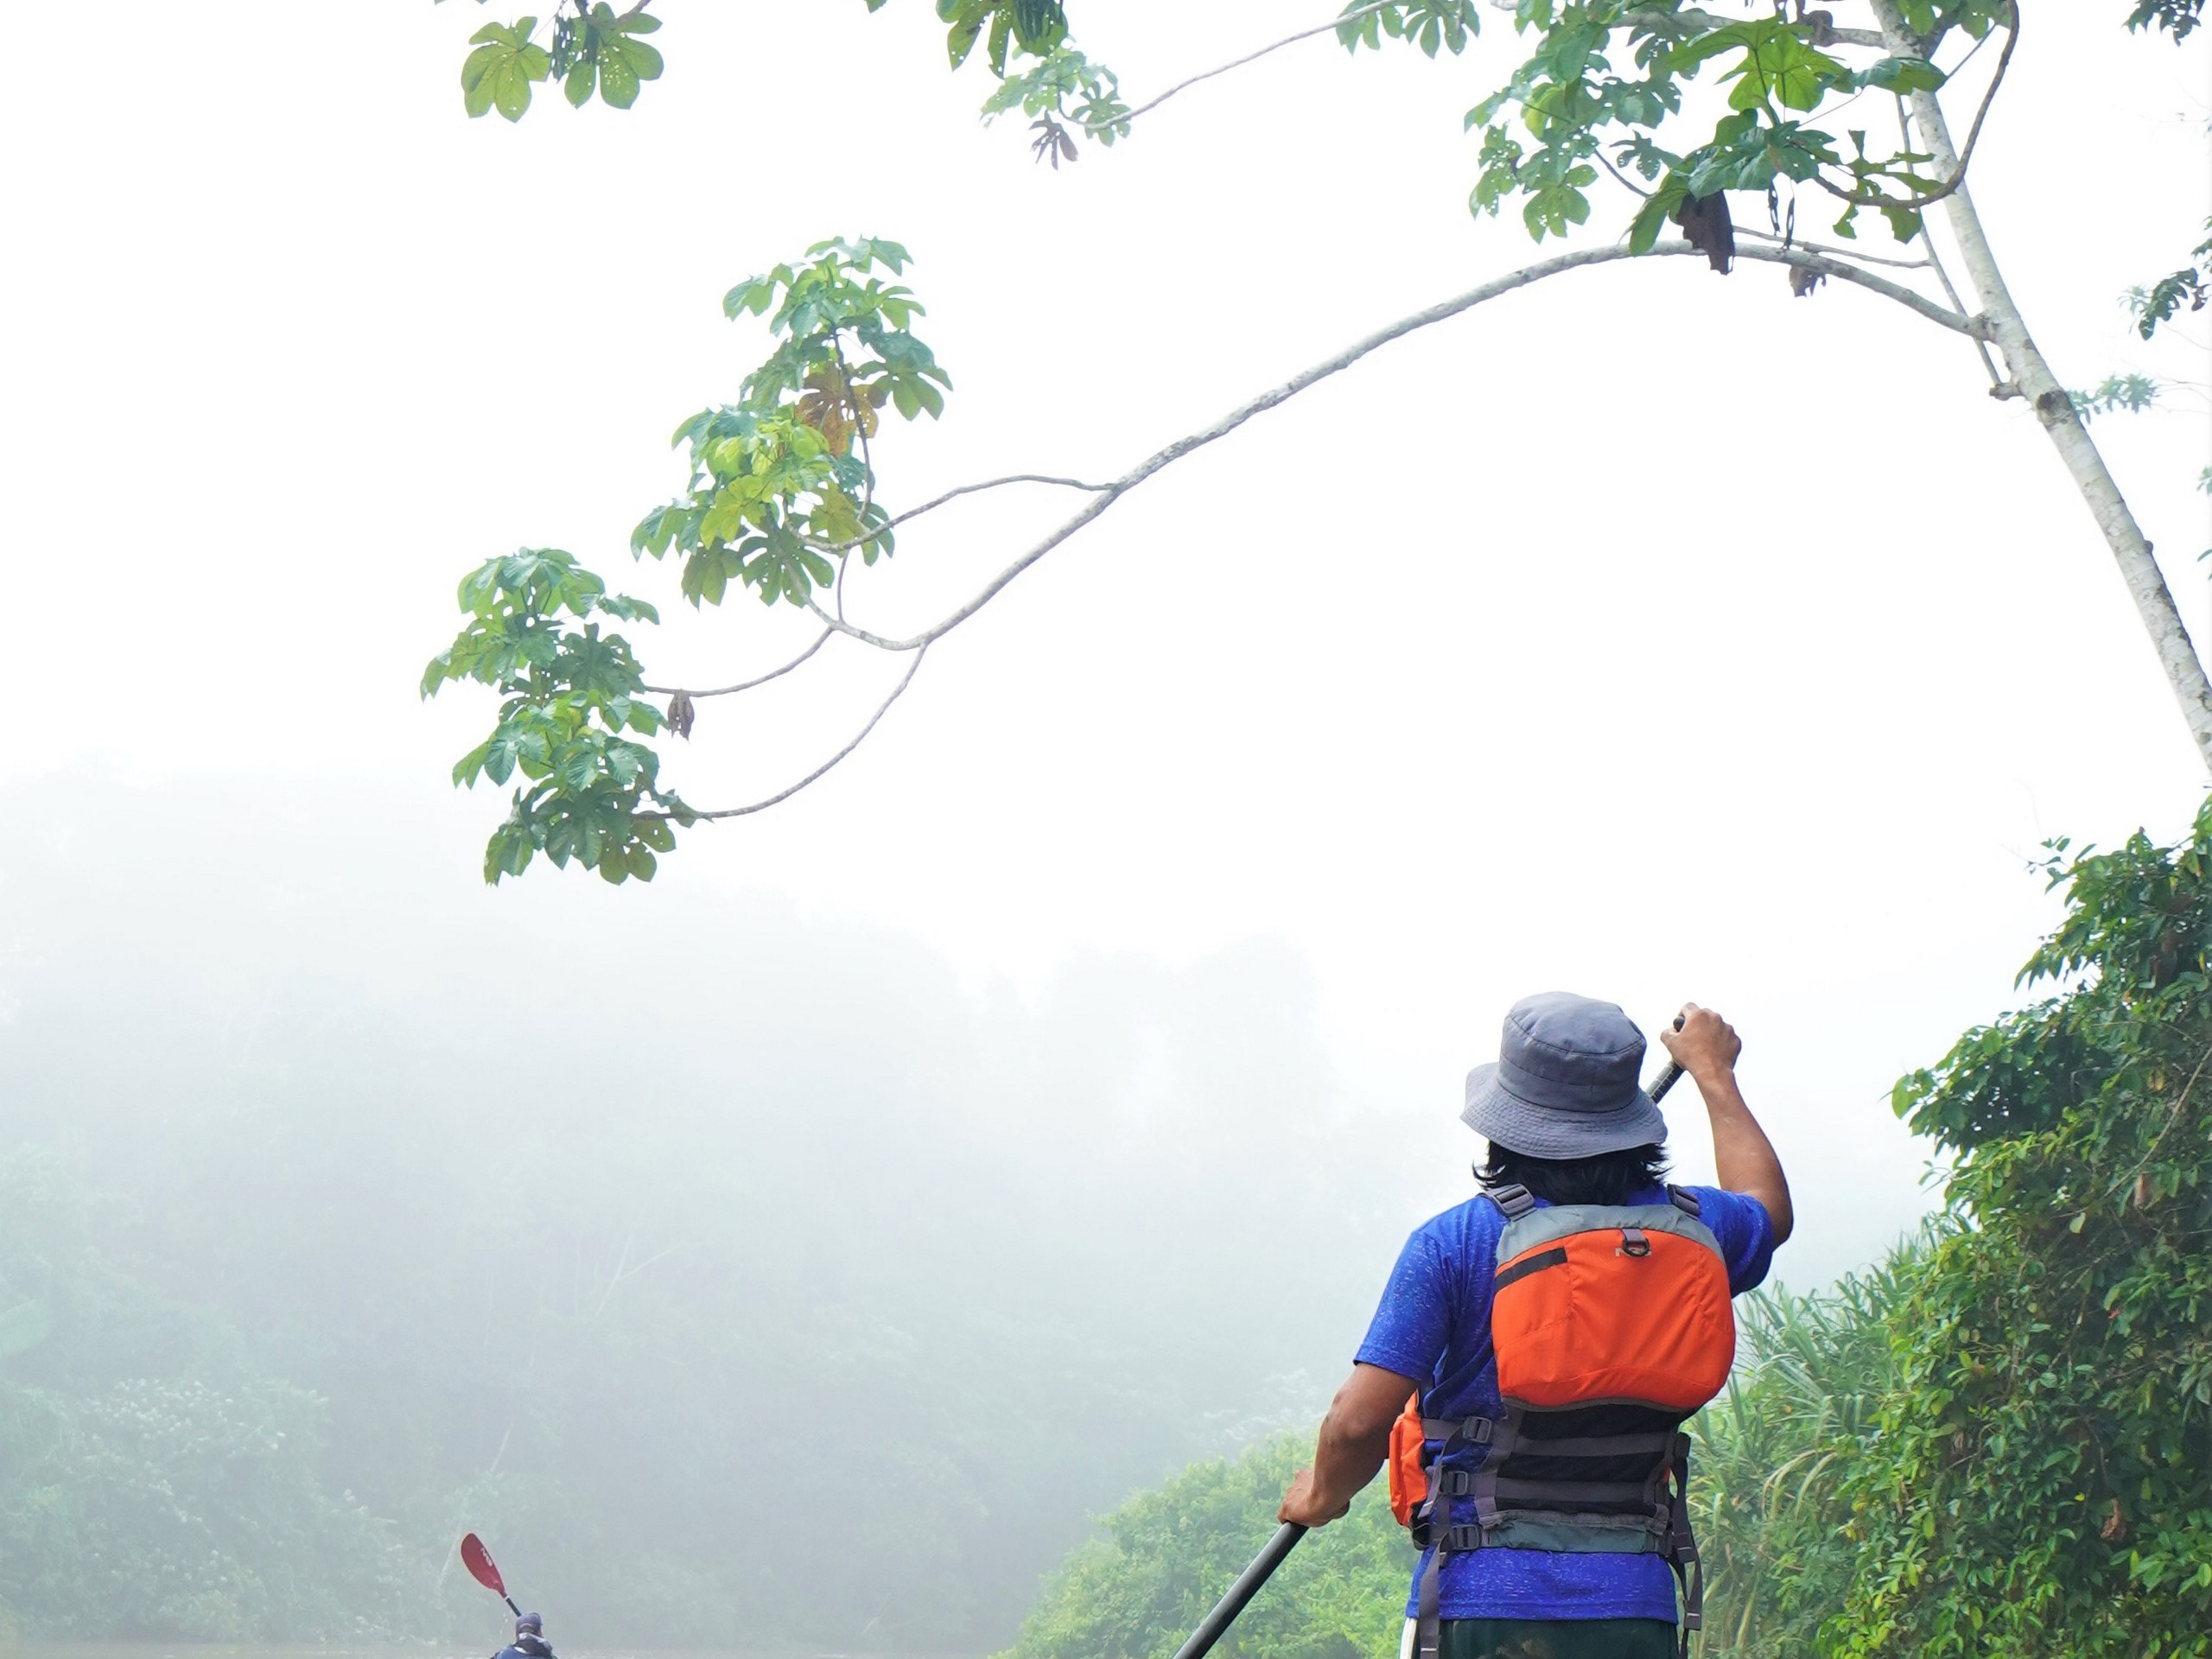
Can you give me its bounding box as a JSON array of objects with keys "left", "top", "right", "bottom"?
[
  {"left": 1501, "top": 1428, "right": 1676, "bottom": 1459},
  {"left": 1487, "top": 1183, "right": 1538, "bottom": 1220},
  {"left": 1418, "top": 1415, "right": 1493, "bottom": 1450}
]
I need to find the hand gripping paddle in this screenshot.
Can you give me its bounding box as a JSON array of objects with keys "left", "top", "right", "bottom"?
[
  {"left": 461, "top": 1533, "right": 523, "bottom": 1618},
  {"left": 1167, "top": 1012, "right": 1694, "bottom": 1659}
]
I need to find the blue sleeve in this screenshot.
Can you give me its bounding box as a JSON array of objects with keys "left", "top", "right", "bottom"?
[
  {"left": 1688, "top": 1185, "right": 1778, "bottom": 1294},
  {"left": 1354, "top": 1225, "right": 1453, "bottom": 1382}
]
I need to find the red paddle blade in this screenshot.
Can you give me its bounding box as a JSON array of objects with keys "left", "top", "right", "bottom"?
[{"left": 461, "top": 1533, "right": 506, "bottom": 1597}]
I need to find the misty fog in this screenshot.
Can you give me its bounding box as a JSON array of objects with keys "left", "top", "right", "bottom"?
[{"left": 1, "top": 775, "right": 1444, "bottom": 1644}]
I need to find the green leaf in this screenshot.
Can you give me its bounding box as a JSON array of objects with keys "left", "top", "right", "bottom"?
[
  {"left": 1011, "top": 0, "right": 1068, "bottom": 52},
  {"left": 460, "top": 17, "right": 550, "bottom": 122},
  {"left": 1628, "top": 177, "right": 1687, "bottom": 254},
  {"left": 1859, "top": 55, "right": 1947, "bottom": 94},
  {"left": 948, "top": 13, "right": 984, "bottom": 68}
]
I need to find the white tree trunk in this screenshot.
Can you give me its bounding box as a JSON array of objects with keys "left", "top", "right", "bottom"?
[{"left": 1871, "top": 0, "right": 2212, "bottom": 772}]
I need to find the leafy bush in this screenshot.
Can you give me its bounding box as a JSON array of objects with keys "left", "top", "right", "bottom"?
[
  {"left": 1688, "top": 1267, "right": 1911, "bottom": 1656},
  {"left": 0, "top": 1153, "right": 409, "bottom": 1639},
  {"left": 1004, "top": 1436, "right": 1406, "bottom": 1659},
  {"left": 1828, "top": 808, "right": 2212, "bottom": 1656}
]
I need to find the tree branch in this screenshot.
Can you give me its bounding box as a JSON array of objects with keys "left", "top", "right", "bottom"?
[
  {"left": 690, "top": 645, "right": 929, "bottom": 820},
  {"left": 1735, "top": 223, "right": 1929, "bottom": 270},
  {"left": 807, "top": 474, "right": 1114, "bottom": 557},
  {"left": 664, "top": 237, "right": 1982, "bottom": 817},
  {"left": 1090, "top": 0, "right": 1397, "bottom": 132},
  {"left": 1623, "top": 8, "right": 1885, "bottom": 49},
  {"left": 801, "top": 240, "right": 1979, "bottom": 656},
  {"left": 641, "top": 626, "right": 831, "bottom": 698}
]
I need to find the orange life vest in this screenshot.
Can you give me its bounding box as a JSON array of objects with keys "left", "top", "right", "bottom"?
[{"left": 1395, "top": 1184, "right": 1734, "bottom": 1659}]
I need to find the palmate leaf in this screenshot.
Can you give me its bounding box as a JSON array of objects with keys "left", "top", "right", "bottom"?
[
  {"left": 563, "top": 3, "right": 665, "bottom": 107},
  {"left": 461, "top": 16, "right": 551, "bottom": 120}
]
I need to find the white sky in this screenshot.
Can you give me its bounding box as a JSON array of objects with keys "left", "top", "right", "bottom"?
[{"left": 5, "top": 2, "right": 2209, "bottom": 1287}]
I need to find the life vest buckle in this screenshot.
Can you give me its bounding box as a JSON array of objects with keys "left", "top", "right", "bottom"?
[{"left": 1619, "top": 1226, "right": 1651, "bottom": 1257}]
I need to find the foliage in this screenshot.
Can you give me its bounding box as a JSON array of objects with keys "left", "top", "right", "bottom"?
[
  {"left": 420, "top": 0, "right": 2207, "bottom": 881},
  {"left": 1004, "top": 1435, "right": 1407, "bottom": 1659},
  {"left": 2069, "top": 372, "right": 2164, "bottom": 423},
  {"left": 641, "top": 236, "right": 943, "bottom": 606},
  {"left": 2126, "top": 0, "right": 2205, "bottom": 41},
  {"left": 2129, "top": 217, "right": 2211, "bottom": 340},
  {"left": 0, "top": 1153, "right": 406, "bottom": 1640},
  {"left": 1687, "top": 1269, "right": 1912, "bottom": 1657},
  {"left": 1836, "top": 805, "right": 2212, "bottom": 1656},
  {"left": 447, "top": 2, "right": 662, "bottom": 119},
  {"left": 423, "top": 237, "right": 950, "bottom": 882},
  {"left": 421, "top": 547, "right": 688, "bottom": 886}
]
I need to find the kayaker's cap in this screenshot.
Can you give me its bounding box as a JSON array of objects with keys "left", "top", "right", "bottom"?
[
  {"left": 517, "top": 1613, "right": 543, "bottom": 1637},
  {"left": 1461, "top": 991, "right": 1669, "bottom": 1159}
]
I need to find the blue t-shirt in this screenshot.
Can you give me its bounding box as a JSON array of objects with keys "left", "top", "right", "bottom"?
[{"left": 1355, "top": 1185, "right": 1777, "bottom": 1624}]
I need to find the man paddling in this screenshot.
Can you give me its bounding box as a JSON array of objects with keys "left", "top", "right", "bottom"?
[
  {"left": 494, "top": 1611, "right": 556, "bottom": 1659},
  {"left": 1279, "top": 995, "right": 1792, "bottom": 1659}
]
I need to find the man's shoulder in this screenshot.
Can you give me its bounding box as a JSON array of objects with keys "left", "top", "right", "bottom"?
[{"left": 1410, "top": 1192, "right": 1504, "bottom": 1253}]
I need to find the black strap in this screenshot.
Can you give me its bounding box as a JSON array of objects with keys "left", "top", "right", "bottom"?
[
  {"left": 1664, "top": 1432, "right": 1702, "bottom": 1659},
  {"left": 1503, "top": 1429, "right": 1677, "bottom": 1458},
  {"left": 1413, "top": 1404, "right": 1498, "bottom": 1659},
  {"left": 1489, "top": 1183, "right": 1538, "bottom": 1220},
  {"left": 1414, "top": 1535, "right": 1445, "bottom": 1659},
  {"left": 1487, "top": 1476, "right": 1656, "bottom": 1505},
  {"left": 1666, "top": 1184, "right": 1702, "bottom": 1218},
  {"left": 1494, "top": 1246, "right": 1568, "bottom": 1290},
  {"left": 1419, "top": 1416, "right": 1494, "bottom": 1448}
]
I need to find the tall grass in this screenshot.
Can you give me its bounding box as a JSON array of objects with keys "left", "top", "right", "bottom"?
[{"left": 1690, "top": 1245, "right": 1925, "bottom": 1656}]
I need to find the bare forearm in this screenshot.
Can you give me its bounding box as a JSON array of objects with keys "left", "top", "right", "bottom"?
[
  {"left": 1280, "top": 1363, "right": 1413, "bottom": 1527},
  {"left": 1662, "top": 1004, "right": 1794, "bottom": 1245},
  {"left": 1308, "top": 1408, "right": 1391, "bottom": 1513},
  {"left": 1696, "top": 1068, "right": 1793, "bottom": 1243}
]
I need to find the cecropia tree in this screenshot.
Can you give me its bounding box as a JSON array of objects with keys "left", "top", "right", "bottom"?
[{"left": 422, "top": 0, "right": 2210, "bottom": 883}]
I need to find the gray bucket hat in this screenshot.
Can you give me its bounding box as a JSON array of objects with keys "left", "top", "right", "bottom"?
[{"left": 1461, "top": 991, "right": 1669, "bottom": 1159}]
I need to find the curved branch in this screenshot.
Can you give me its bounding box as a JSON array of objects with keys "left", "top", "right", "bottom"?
[
  {"left": 805, "top": 473, "right": 1114, "bottom": 559},
  {"left": 641, "top": 626, "right": 831, "bottom": 698},
  {"left": 1094, "top": 3, "right": 1889, "bottom": 142},
  {"left": 1091, "top": 0, "right": 1396, "bottom": 133},
  {"left": 873, "top": 473, "right": 1112, "bottom": 536},
  {"left": 655, "top": 237, "right": 1983, "bottom": 817},
  {"left": 692, "top": 645, "right": 929, "bottom": 820},
  {"left": 803, "top": 240, "right": 1979, "bottom": 656},
  {"left": 1626, "top": 8, "right": 1885, "bottom": 50},
  {"left": 1734, "top": 224, "right": 1929, "bottom": 270}
]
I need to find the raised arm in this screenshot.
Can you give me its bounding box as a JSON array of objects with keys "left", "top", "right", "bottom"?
[
  {"left": 1278, "top": 1360, "right": 1416, "bottom": 1527},
  {"left": 1661, "top": 1003, "right": 1794, "bottom": 1244}
]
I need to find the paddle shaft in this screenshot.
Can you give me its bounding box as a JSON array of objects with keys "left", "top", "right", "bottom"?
[
  {"left": 1166, "top": 1019, "right": 1688, "bottom": 1659},
  {"left": 1646, "top": 1011, "right": 1691, "bottom": 1104},
  {"left": 1171, "top": 1522, "right": 1306, "bottom": 1659}
]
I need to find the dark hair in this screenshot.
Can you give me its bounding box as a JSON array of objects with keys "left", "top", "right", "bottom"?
[{"left": 1477, "top": 1142, "right": 1670, "bottom": 1207}]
